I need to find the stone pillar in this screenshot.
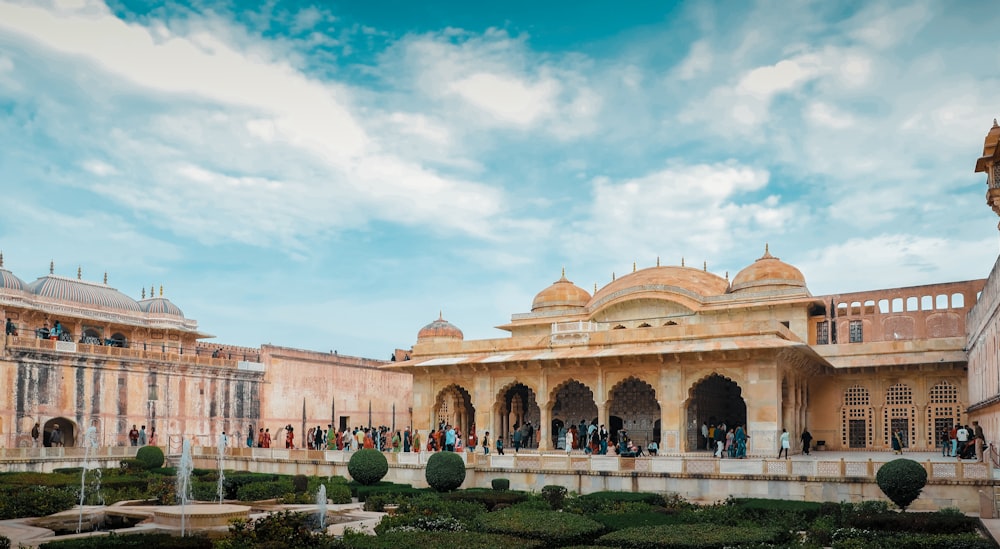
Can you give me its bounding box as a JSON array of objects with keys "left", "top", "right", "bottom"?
[
  {"left": 874, "top": 405, "right": 884, "bottom": 450},
  {"left": 597, "top": 400, "right": 608, "bottom": 433},
  {"left": 539, "top": 400, "right": 552, "bottom": 451},
  {"left": 916, "top": 405, "right": 927, "bottom": 450}
]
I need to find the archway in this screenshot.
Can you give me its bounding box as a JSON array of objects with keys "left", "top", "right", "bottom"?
[
  {"left": 496, "top": 383, "right": 540, "bottom": 449},
  {"left": 550, "top": 380, "right": 597, "bottom": 449},
  {"left": 43, "top": 417, "right": 76, "bottom": 447},
  {"left": 685, "top": 374, "right": 746, "bottom": 451},
  {"left": 608, "top": 377, "right": 660, "bottom": 448},
  {"left": 434, "top": 385, "right": 475, "bottom": 442}
]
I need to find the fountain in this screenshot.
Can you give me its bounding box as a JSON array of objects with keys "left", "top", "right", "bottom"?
[
  {"left": 216, "top": 433, "right": 227, "bottom": 504},
  {"left": 315, "top": 484, "right": 327, "bottom": 530},
  {"left": 176, "top": 438, "right": 194, "bottom": 536},
  {"left": 76, "top": 425, "right": 100, "bottom": 533}
]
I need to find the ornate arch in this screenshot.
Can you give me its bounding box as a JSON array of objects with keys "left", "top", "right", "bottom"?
[
  {"left": 608, "top": 376, "right": 660, "bottom": 446},
  {"left": 926, "top": 380, "right": 961, "bottom": 447},
  {"left": 684, "top": 373, "right": 747, "bottom": 452},
  {"left": 606, "top": 374, "right": 657, "bottom": 402},
  {"left": 549, "top": 379, "right": 598, "bottom": 449},
  {"left": 433, "top": 384, "right": 475, "bottom": 440},
  {"left": 685, "top": 371, "right": 745, "bottom": 399}
]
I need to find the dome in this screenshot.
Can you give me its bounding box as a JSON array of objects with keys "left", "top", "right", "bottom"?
[
  {"left": 139, "top": 297, "right": 185, "bottom": 318},
  {"left": 417, "top": 312, "right": 464, "bottom": 342},
  {"left": 531, "top": 270, "right": 591, "bottom": 312},
  {"left": 588, "top": 264, "right": 730, "bottom": 310},
  {"left": 27, "top": 275, "right": 142, "bottom": 312},
  {"left": 731, "top": 245, "right": 807, "bottom": 294},
  {"left": 0, "top": 253, "right": 26, "bottom": 292}
]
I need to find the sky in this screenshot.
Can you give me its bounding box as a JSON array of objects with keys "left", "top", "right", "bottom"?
[{"left": 0, "top": 0, "right": 998, "bottom": 360}]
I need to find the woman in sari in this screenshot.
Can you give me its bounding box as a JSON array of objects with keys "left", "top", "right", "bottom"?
[
  {"left": 892, "top": 429, "right": 903, "bottom": 454},
  {"left": 734, "top": 424, "right": 747, "bottom": 459}
]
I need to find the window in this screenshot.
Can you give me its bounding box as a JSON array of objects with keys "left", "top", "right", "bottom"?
[
  {"left": 849, "top": 320, "right": 863, "bottom": 343},
  {"left": 816, "top": 321, "right": 829, "bottom": 345}
]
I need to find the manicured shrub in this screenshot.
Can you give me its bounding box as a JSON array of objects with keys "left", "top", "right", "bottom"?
[
  {"left": 830, "top": 528, "right": 995, "bottom": 549},
  {"left": 344, "top": 530, "right": 541, "bottom": 549},
  {"left": 135, "top": 445, "right": 165, "bottom": 469},
  {"left": 215, "top": 511, "right": 341, "bottom": 549},
  {"left": 118, "top": 458, "right": 146, "bottom": 474},
  {"left": 541, "top": 484, "right": 568, "bottom": 510},
  {"left": 0, "top": 534, "right": 9, "bottom": 549},
  {"left": 235, "top": 480, "right": 294, "bottom": 501},
  {"left": 876, "top": 459, "right": 927, "bottom": 511},
  {"left": 566, "top": 491, "right": 667, "bottom": 514},
  {"left": 37, "top": 532, "right": 212, "bottom": 548},
  {"left": 599, "top": 523, "right": 782, "bottom": 548},
  {"left": 442, "top": 488, "right": 528, "bottom": 511},
  {"left": 425, "top": 451, "right": 466, "bottom": 492},
  {"left": 474, "top": 507, "right": 605, "bottom": 547},
  {"left": 492, "top": 478, "right": 510, "bottom": 491},
  {"left": 319, "top": 481, "right": 352, "bottom": 504},
  {"left": 0, "top": 486, "right": 76, "bottom": 519},
  {"left": 292, "top": 474, "right": 309, "bottom": 493},
  {"left": 348, "top": 448, "right": 389, "bottom": 486}
]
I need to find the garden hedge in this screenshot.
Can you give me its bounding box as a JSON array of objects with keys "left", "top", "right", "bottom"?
[
  {"left": 425, "top": 451, "right": 466, "bottom": 492},
  {"left": 876, "top": 459, "right": 927, "bottom": 511},
  {"left": 599, "top": 523, "right": 783, "bottom": 548},
  {"left": 474, "top": 507, "right": 605, "bottom": 547},
  {"left": 135, "top": 445, "right": 165, "bottom": 469},
  {"left": 345, "top": 530, "right": 542, "bottom": 549},
  {"left": 348, "top": 449, "right": 389, "bottom": 486}
]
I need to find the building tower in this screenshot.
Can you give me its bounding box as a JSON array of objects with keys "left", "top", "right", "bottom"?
[{"left": 975, "top": 119, "right": 1000, "bottom": 222}]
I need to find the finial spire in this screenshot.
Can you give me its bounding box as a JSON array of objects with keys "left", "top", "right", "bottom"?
[
  {"left": 0, "top": 251, "right": 3, "bottom": 268},
  {"left": 612, "top": 271, "right": 616, "bottom": 281},
  {"left": 561, "top": 266, "right": 566, "bottom": 278},
  {"left": 594, "top": 283, "right": 597, "bottom": 294},
  {"left": 103, "top": 271, "right": 108, "bottom": 284},
  {"left": 725, "top": 271, "right": 729, "bottom": 281},
  {"left": 994, "top": 118, "right": 999, "bottom": 128},
  {"left": 50, "top": 260, "right": 54, "bottom": 274},
  {"left": 681, "top": 257, "right": 685, "bottom": 267},
  {"left": 77, "top": 266, "right": 82, "bottom": 280},
  {"left": 141, "top": 287, "right": 146, "bottom": 299},
  {"left": 765, "top": 243, "right": 769, "bottom": 255},
  {"left": 150, "top": 285, "right": 154, "bottom": 297},
  {"left": 159, "top": 285, "right": 163, "bottom": 297},
  {"left": 632, "top": 261, "right": 636, "bottom": 273},
  {"left": 703, "top": 261, "right": 707, "bottom": 272},
  {"left": 656, "top": 256, "right": 660, "bottom": 267},
  {"left": 438, "top": 310, "right": 443, "bottom": 320}
]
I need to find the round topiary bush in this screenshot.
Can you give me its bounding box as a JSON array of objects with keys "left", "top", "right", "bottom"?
[
  {"left": 425, "top": 451, "right": 466, "bottom": 492},
  {"left": 135, "top": 445, "right": 165, "bottom": 470},
  {"left": 348, "top": 448, "right": 389, "bottom": 486},
  {"left": 876, "top": 458, "right": 927, "bottom": 511}
]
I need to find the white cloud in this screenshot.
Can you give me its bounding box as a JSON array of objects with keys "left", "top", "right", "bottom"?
[
  {"left": 675, "top": 40, "right": 713, "bottom": 80},
  {"left": 0, "top": 1, "right": 520, "bottom": 249},
  {"left": 804, "top": 102, "right": 855, "bottom": 129},
  {"left": 799, "top": 234, "right": 998, "bottom": 295},
  {"left": 573, "top": 162, "right": 792, "bottom": 259},
  {"left": 448, "top": 72, "right": 559, "bottom": 127}
]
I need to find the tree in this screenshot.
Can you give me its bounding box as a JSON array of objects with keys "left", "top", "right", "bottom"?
[{"left": 875, "top": 458, "right": 927, "bottom": 511}]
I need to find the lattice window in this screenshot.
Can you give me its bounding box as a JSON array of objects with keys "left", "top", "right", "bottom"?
[
  {"left": 816, "top": 321, "right": 829, "bottom": 345},
  {"left": 929, "top": 381, "right": 958, "bottom": 404},
  {"left": 844, "top": 385, "right": 870, "bottom": 406},
  {"left": 927, "top": 381, "right": 961, "bottom": 446},
  {"left": 886, "top": 384, "right": 913, "bottom": 405},
  {"left": 842, "top": 385, "right": 872, "bottom": 448},
  {"left": 849, "top": 320, "right": 863, "bottom": 343},
  {"left": 884, "top": 406, "right": 916, "bottom": 447}
]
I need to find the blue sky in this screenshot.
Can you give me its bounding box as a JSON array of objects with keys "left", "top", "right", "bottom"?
[{"left": 0, "top": 0, "right": 998, "bottom": 359}]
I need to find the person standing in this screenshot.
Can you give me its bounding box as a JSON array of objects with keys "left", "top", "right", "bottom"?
[
  {"left": 950, "top": 424, "right": 959, "bottom": 457},
  {"left": 495, "top": 432, "right": 504, "bottom": 455},
  {"left": 940, "top": 428, "right": 951, "bottom": 457},
  {"left": 957, "top": 424, "right": 969, "bottom": 459},
  {"left": 31, "top": 422, "right": 40, "bottom": 447},
  {"left": 800, "top": 428, "right": 813, "bottom": 456},
  {"left": 778, "top": 428, "right": 790, "bottom": 459},
  {"left": 701, "top": 421, "right": 709, "bottom": 450},
  {"left": 138, "top": 425, "right": 147, "bottom": 446},
  {"left": 974, "top": 421, "right": 986, "bottom": 463},
  {"left": 50, "top": 424, "right": 63, "bottom": 447},
  {"left": 891, "top": 429, "right": 903, "bottom": 455},
  {"left": 482, "top": 431, "right": 490, "bottom": 455},
  {"left": 129, "top": 425, "right": 139, "bottom": 446},
  {"left": 512, "top": 427, "right": 522, "bottom": 453},
  {"left": 565, "top": 427, "right": 574, "bottom": 454}
]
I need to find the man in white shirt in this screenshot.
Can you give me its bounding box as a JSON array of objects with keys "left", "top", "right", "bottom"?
[{"left": 957, "top": 425, "right": 970, "bottom": 459}]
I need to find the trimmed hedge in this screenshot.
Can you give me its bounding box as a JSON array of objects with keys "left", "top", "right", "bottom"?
[
  {"left": 345, "top": 530, "right": 542, "bottom": 549},
  {"left": 474, "top": 507, "right": 605, "bottom": 547},
  {"left": 599, "top": 523, "right": 783, "bottom": 548},
  {"left": 492, "top": 478, "right": 510, "bottom": 491},
  {"left": 135, "top": 446, "right": 165, "bottom": 469},
  {"left": 0, "top": 486, "right": 76, "bottom": 520},
  {"left": 442, "top": 488, "right": 529, "bottom": 510},
  {"left": 235, "top": 480, "right": 294, "bottom": 501},
  {"left": 348, "top": 449, "right": 389, "bottom": 485},
  {"left": 830, "top": 529, "right": 995, "bottom": 549},
  {"left": 38, "top": 532, "right": 212, "bottom": 548},
  {"left": 425, "top": 451, "right": 466, "bottom": 492},
  {"left": 876, "top": 459, "right": 927, "bottom": 511}
]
